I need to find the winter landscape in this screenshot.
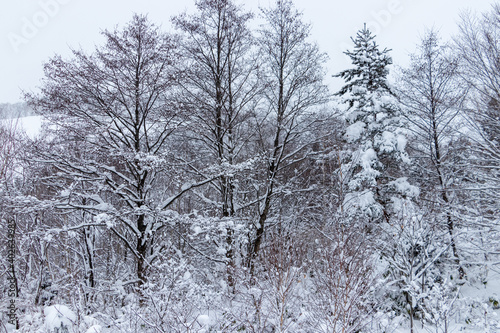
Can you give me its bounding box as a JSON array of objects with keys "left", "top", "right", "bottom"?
[{"left": 1, "top": 0, "right": 499, "bottom": 332}]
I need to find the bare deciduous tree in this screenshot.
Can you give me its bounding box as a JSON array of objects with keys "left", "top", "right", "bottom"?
[
  {"left": 455, "top": 5, "right": 500, "bottom": 224},
  {"left": 172, "top": 0, "right": 259, "bottom": 285},
  {"left": 25, "top": 14, "right": 216, "bottom": 294},
  {"left": 249, "top": 0, "right": 329, "bottom": 268},
  {"left": 396, "top": 30, "right": 467, "bottom": 279}
]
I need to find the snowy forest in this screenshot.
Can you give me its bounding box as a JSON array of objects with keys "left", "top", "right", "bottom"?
[{"left": 1, "top": 0, "right": 499, "bottom": 332}]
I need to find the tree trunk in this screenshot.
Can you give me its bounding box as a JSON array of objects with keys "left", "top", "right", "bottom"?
[
  {"left": 432, "top": 117, "right": 465, "bottom": 279},
  {"left": 136, "top": 213, "right": 148, "bottom": 305}
]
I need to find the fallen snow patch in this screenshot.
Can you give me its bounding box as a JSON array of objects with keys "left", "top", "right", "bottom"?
[{"left": 44, "top": 304, "right": 76, "bottom": 332}]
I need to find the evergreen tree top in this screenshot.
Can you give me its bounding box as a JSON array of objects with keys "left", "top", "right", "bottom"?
[{"left": 335, "top": 24, "right": 393, "bottom": 105}]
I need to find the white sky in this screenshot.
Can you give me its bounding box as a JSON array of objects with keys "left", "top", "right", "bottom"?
[{"left": 0, "top": 0, "right": 494, "bottom": 103}]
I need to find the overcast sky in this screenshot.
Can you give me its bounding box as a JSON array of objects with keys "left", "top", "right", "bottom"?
[{"left": 0, "top": 0, "right": 494, "bottom": 103}]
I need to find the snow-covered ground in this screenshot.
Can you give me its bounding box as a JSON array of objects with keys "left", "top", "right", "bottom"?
[{"left": 9, "top": 274, "right": 499, "bottom": 333}]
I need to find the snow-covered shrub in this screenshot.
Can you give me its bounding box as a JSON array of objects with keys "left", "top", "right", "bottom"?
[{"left": 307, "top": 222, "right": 375, "bottom": 332}]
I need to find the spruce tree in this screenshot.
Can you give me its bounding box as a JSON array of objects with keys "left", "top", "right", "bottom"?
[{"left": 336, "top": 25, "right": 418, "bottom": 222}]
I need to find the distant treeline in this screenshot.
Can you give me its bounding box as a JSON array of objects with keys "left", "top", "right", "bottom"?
[{"left": 0, "top": 102, "right": 33, "bottom": 119}]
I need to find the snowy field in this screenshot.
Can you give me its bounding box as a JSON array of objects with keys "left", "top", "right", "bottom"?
[{"left": 0, "top": 115, "right": 43, "bottom": 139}]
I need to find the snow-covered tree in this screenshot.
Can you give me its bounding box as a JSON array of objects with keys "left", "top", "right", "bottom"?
[
  {"left": 396, "top": 30, "right": 468, "bottom": 280},
  {"left": 172, "top": 0, "right": 259, "bottom": 285},
  {"left": 25, "top": 15, "right": 219, "bottom": 295},
  {"left": 248, "top": 0, "right": 329, "bottom": 267},
  {"left": 455, "top": 5, "right": 500, "bottom": 273},
  {"left": 336, "top": 25, "right": 417, "bottom": 222},
  {"left": 252, "top": 0, "right": 328, "bottom": 264}
]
